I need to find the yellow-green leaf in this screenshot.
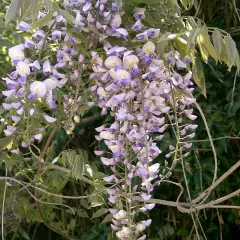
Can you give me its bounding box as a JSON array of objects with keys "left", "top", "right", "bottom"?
[
  {"left": 175, "top": 37, "right": 188, "bottom": 58},
  {"left": 187, "top": 28, "right": 200, "bottom": 47},
  {"left": 198, "top": 29, "right": 218, "bottom": 62}
]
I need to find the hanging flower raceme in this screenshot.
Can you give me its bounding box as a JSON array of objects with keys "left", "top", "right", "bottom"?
[{"left": 91, "top": 35, "right": 197, "bottom": 238}]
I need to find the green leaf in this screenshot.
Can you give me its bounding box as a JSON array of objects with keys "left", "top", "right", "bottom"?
[
  {"left": 91, "top": 208, "right": 109, "bottom": 219},
  {"left": 43, "top": 0, "right": 52, "bottom": 10},
  {"left": 77, "top": 209, "right": 89, "bottom": 218},
  {"left": 5, "top": 0, "right": 22, "bottom": 23},
  {"left": 80, "top": 198, "right": 89, "bottom": 209},
  {"left": 0, "top": 152, "right": 8, "bottom": 164},
  {"left": 192, "top": 55, "right": 206, "bottom": 98},
  {"left": 54, "top": 5, "right": 75, "bottom": 23},
  {"left": 132, "top": 0, "right": 164, "bottom": 4},
  {"left": 71, "top": 155, "right": 85, "bottom": 179},
  {"left": 175, "top": 37, "right": 188, "bottom": 58},
  {"left": 101, "top": 214, "right": 113, "bottom": 225},
  {"left": 0, "top": 137, "right": 13, "bottom": 150},
  {"left": 32, "top": 12, "right": 53, "bottom": 29},
  {"left": 19, "top": 228, "right": 30, "bottom": 240}
]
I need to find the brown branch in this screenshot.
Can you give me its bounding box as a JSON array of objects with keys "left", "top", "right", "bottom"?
[{"left": 192, "top": 160, "right": 240, "bottom": 204}]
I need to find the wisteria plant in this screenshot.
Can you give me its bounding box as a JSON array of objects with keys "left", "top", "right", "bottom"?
[{"left": 1, "top": 0, "right": 240, "bottom": 240}]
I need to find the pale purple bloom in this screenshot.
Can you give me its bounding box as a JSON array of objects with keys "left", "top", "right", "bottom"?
[
  {"left": 18, "top": 21, "right": 32, "bottom": 31},
  {"left": 21, "top": 141, "right": 28, "bottom": 148},
  {"left": 2, "top": 89, "right": 16, "bottom": 97},
  {"left": 141, "top": 193, "right": 151, "bottom": 201},
  {"left": 34, "top": 134, "right": 43, "bottom": 141},
  {"left": 17, "top": 107, "right": 24, "bottom": 115},
  {"left": 4, "top": 125, "right": 17, "bottom": 136},
  {"left": 30, "top": 81, "right": 47, "bottom": 98},
  {"left": 111, "top": 15, "right": 122, "bottom": 29},
  {"left": 29, "top": 108, "right": 35, "bottom": 116},
  {"left": 142, "top": 219, "right": 152, "bottom": 226},
  {"left": 24, "top": 38, "right": 35, "bottom": 48},
  {"left": 134, "top": 8, "right": 145, "bottom": 20},
  {"left": 144, "top": 203, "right": 155, "bottom": 210},
  {"left": 43, "top": 78, "right": 57, "bottom": 90},
  {"left": 136, "top": 32, "right": 148, "bottom": 40},
  {"left": 103, "top": 175, "right": 114, "bottom": 182},
  {"left": 83, "top": 2, "right": 92, "bottom": 12},
  {"left": 43, "top": 60, "right": 52, "bottom": 74},
  {"left": 115, "top": 28, "right": 128, "bottom": 38},
  {"left": 105, "top": 56, "right": 122, "bottom": 69},
  {"left": 29, "top": 60, "right": 41, "bottom": 71},
  {"left": 43, "top": 114, "right": 57, "bottom": 123},
  {"left": 9, "top": 70, "right": 18, "bottom": 79},
  {"left": 142, "top": 41, "right": 155, "bottom": 54},
  {"left": 52, "top": 30, "right": 62, "bottom": 40},
  {"left": 101, "top": 157, "right": 115, "bottom": 166},
  {"left": 33, "top": 30, "right": 45, "bottom": 41},
  {"left": 2, "top": 103, "right": 13, "bottom": 110},
  {"left": 12, "top": 115, "right": 21, "bottom": 123},
  {"left": 147, "top": 28, "right": 160, "bottom": 38},
  {"left": 16, "top": 61, "right": 30, "bottom": 76},
  {"left": 8, "top": 45, "right": 25, "bottom": 61}
]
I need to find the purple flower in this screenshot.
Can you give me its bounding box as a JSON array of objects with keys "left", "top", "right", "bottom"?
[
  {"left": 43, "top": 114, "right": 57, "bottom": 123},
  {"left": 18, "top": 21, "right": 32, "bottom": 31},
  {"left": 29, "top": 60, "right": 41, "bottom": 71},
  {"left": 33, "top": 30, "right": 45, "bottom": 41},
  {"left": 52, "top": 30, "right": 62, "bottom": 40},
  {"left": 147, "top": 28, "right": 160, "bottom": 38},
  {"left": 24, "top": 38, "right": 35, "bottom": 48},
  {"left": 4, "top": 125, "right": 17, "bottom": 136},
  {"left": 43, "top": 60, "right": 52, "bottom": 75}
]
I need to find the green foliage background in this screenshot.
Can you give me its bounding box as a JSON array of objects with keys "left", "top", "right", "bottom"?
[{"left": 0, "top": 0, "right": 240, "bottom": 239}]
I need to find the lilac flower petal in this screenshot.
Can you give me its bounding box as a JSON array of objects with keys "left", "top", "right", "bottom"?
[{"left": 43, "top": 114, "right": 57, "bottom": 123}]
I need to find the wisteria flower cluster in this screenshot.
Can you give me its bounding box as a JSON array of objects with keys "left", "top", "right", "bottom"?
[{"left": 2, "top": 1, "right": 197, "bottom": 239}]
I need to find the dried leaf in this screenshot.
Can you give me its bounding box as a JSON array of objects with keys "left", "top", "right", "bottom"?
[
  {"left": 212, "top": 29, "right": 222, "bottom": 60},
  {"left": 225, "top": 35, "right": 237, "bottom": 69}
]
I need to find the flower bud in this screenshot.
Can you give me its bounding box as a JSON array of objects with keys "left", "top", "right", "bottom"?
[
  {"left": 74, "top": 115, "right": 80, "bottom": 123},
  {"left": 136, "top": 223, "right": 146, "bottom": 232},
  {"left": 66, "top": 130, "right": 73, "bottom": 135},
  {"left": 122, "top": 227, "right": 131, "bottom": 237},
  {"left": 113, "top": 210, "right": 127, "bottom": 220}
]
